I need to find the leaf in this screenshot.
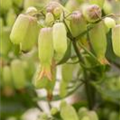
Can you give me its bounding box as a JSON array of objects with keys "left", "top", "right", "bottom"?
[{"left": 92, "top": 82, "right": 120, "bottom": 105}]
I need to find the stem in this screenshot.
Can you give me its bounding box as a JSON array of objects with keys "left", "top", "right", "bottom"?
[
  {"left": 72, "top": 40, "right": 94, "bottom": 109},
  {"left": 63, "top": 19, "right": 95, "bottom": 109}
]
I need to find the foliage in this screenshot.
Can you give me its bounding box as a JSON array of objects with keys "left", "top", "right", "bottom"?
[{"left": 0, "top": 0, "right": 120, "bottom": 120}]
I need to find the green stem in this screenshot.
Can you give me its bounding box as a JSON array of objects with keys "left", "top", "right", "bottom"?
[
  {"left": 72, "top": 40, "right": 94, "bottom": 109},
  {"left": 63, "top": 19, "right": 95, "bottom": 109}
]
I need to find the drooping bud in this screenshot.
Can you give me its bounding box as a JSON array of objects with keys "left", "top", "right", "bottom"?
[
  {"left": 20, "top": 17, "right": 39, "bottom": 52},
  {"left": 103, "top": 0, "right": 112, "bottom": 15},
  {"left": 104, "top": 17, "right": 116, "bottom": 30},
  {"left": 0, "top": 27, "right": 12, "bottom": 56},
  {"left": 45, "top": 12, "right": 54, "bottom": 26},
  {"left": 50, "top": 107, "right": 59, "bottom": 115},
  {"left": 3, "top": 65, "right": 12, "bottom": 87},
  {"left": 82, "top": 4, "right": 102, "bottom": 23},
  {"left": 70, "top": 11, "right": 87, "bottom": 37},
  {"left": 53, "top": 22, "right": 67, "bottom": 62},
  {"left": 60, "top": 101, "right": 79, "bottom": 120},
  {"left": 89, "top": 21, "right": 108, "bottom": 64},
  {"left": 25, "top": 6, "right": 37, "bottom": 15},
  {"left": 11, "top": 59, "right": 26, "bottom": 89},
  {"left": 10, "top": 14, "right": 35, "bottom": 44},
  {"left": 65, "top": 0, "right": 79, "bottom": 12},
  {"left": 112, "top": 25, "right": 120, "bottom": 57},
  {"left": 46, "top": 1, "right": 61, "bottom": 13},
  {"left": 46, "top": 1, "right": 68, "bottom": 15},
  {"left": 69, "top": 11, "right": 89, "bottom": 49},
  {"left": 89, "top": 0, "right": 105, "bottom": 8},
  {"left": 38, "top": 27, "right": 54, "bottom": 81},
  {"left": 10, "top": 14, "right": 38, "bottom": 52}
]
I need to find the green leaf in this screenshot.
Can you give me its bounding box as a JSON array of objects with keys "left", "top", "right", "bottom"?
[{"left": 92, "top": 82, "right": 120, "bottom": 105}]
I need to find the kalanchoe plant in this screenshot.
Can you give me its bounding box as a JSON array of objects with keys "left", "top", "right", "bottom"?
[{"left": 1, "top": 0, "right": 120, "bottom": 120}]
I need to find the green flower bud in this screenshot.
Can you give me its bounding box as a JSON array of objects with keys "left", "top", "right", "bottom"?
[
  {"left": 78, "top": 107, "right": 88, "bottom": 119},
  {"left": 60, "top": 101, "right": 79, "bottom": 120},
  {"left": 3, "top": 65, "right": 12, "bottom": 87},
  {"left": 50, "top": 107, "right": 59, "bottom": 115},
  {"left": 38, "top": 28, "right": 53, "bottom": 66},
  {"left": 83, "top": 4, "right": 102, "bottom": 23},
  {"left": 46, "top": 1, "right": 61, "bottom": 13},
  {"left": 89, "top": 0, "right": 105, "bottom": 8},
  {"left": 11, "top": 59, "right": 26, "bottom": 89},
  {"left": 70, "top": 11, "right": 89, "bottom": 48},
  {"left": 46, "top": 1, "right": 68, "bottom": 14},
  {"left": 20, "top": 16, "right": 39, "bottom": 52},
  {"left": 38, "top": 27, "right": 54, "bottom": 81},
  {"left": 87, "top": 111, "right": 99, "bottom": 120},
  {"left": 69, "top": 10, "right": 87, "bottom": 45},
  {"left": 103, "top": 0, "right": 112, "bottom": 15},
  {"left": 45, "top": 12, "right": 54, "bottom": 26},
  {"left": 6, "top": 9, "right": 16, "bottom": 27},
  {"left": 89, "top": 21, "right": 108, "bottom": 64},
  {"left": 104, "top": 17, "right": 116, "bottom": 29},
  {"left": 10, "top": 14, "right": 38, "bottom": 52},
  {"left": 10, "top": 14, "right": 38, "bottom": 45},
  {"left": 81, "top": 116, "right": 90, "bottom": 120},
  {"left": 0, "top": 27, "right": 12, "bottom": 56},
  {"left": 112, "top": 25, "right": 120, "bottom": 57},
  {"left": 53, "top": 23, "right": 67, "bottom": 62},
  {"left": 65, "top": 0, "right": 79, "bottom": 12},
  {"left": 26, "top": 6, "right": 37, "bottom": 15}
]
